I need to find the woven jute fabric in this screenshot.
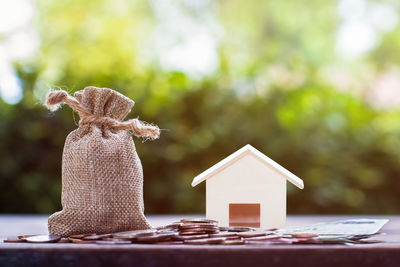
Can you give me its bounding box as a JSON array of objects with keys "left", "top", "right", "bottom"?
[{"left": 45, "top": 87, "right": 160, "bottom": 237}]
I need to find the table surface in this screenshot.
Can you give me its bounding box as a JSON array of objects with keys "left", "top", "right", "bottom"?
[{"left": 1, "top": 214, "right": 399, "bottom": 267}]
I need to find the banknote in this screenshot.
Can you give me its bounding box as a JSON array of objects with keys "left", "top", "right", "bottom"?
[{"left": 277, "top": 218, "right": 389, "bottom": 236}]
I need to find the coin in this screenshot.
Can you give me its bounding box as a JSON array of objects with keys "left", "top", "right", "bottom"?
[
  {"left": 179, "top": 231, "right": 207, "bottom": 235},
  {"left": 18, "top": 235, "right": 34, "bottom": 240},
  {"left": 26, "top": 235, "right": 61, "bottom": 243},
  {"left": 291, "top": 233, "right": 319, "bottom": 238},
  {"left": 179, "top": 226, "right": 215, "bottom": 231},
  {"left": 173, "top": 234, "right": 209, "bottom": 241},
  {"left": 112, "top": 230, "right": 139, "bottom": 239},
  {"left": 237, "top": 231, "right": 267, "bottom": 238},
  {"left": 157, "top": 228, "right": 179, "bottom": 233},
  {"left": 134, "top": 229, "right": 158, "bottom": 237},
  {"left": 69, "top": 233, "right": 96, "bottom": 239},
  {"left": 158, "top": 222, "right": 182, "bottom": 230},
  {"left": 4, "top": 237, "right": 26, "bottom": 243},
  {"left": 69, "top": 238, "right": 97, "bottom": 244},
  {"left": 219, "top": 226, "right": 254, "bottom": 232},
  {"left": 180, "top": 226, "right": 218, "bottom": 231},
  {"left": 102, "top": 237, "right": 131, "bottom": 242},
  {"left": 179, "top": 223, "right": 218, "bottom": 229},
  {"left": 179, "top": 224, "right": 219, "bottom": 234},
  {"left": 264, "top": 230, "right": 276, "bottom": 235},
  {"left": 209, "top": 232, "right": 238, "bottom": 238},
  {"left": 96, "top": 240, "right": 132, "bottom": 245},
  {"left": 135, "top": 232, "right": 178, "bottom": 243},
  {"left": 267, "top": 238, "right": 294, "bottom": 244},
  {"left": 184, "top": 237, "right": 226, "bottom": 245},
  {"left": 180, "top": 218, "right": 218, "bottom": 225},
  {"left": 223, "top": 239, "right": 245, "bottom": 245},
  {"left": 113, "top": 229, "right": 157, "bottom": 240},
  {"left": 231, "top": 227, "right": 255, "bottom": 232},
  {"left": 180, "top": 229, "right": 218, "bottom": 235},
  {"left": 244, "top": 234, "right": 281, "bottom": 241},
  {"left": 109, "top": 238, "right": 134, "bottom": 241},
  {"left": 83, "top": 233, "right": 112, "bottom": 240},
  {"left": 182, "top": 227, "right": 219, "bottom": 232},
  {"left": 224, "top": 235, "right": 241, "bottom": 240}
]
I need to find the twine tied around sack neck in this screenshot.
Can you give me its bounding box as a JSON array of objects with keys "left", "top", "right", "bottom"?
[{"left": 45, "top": 90, "right": 160, "bottom": 140}]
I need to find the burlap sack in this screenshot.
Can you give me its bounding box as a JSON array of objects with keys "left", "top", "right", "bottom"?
[{"left": 44, "top": 87, "right": 160, "bottom": 237}]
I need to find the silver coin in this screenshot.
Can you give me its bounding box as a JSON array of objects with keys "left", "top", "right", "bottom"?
[
  {"left": 113, "top": 229, "right": 157, "bottom": 239},
  {"left": 26, "top": 235, "right": 61, "bottom": 243}
]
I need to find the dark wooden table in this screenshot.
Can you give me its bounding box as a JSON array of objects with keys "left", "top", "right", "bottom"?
[{"left": 0, "top": 215, "right": 399, "bottom": 267}]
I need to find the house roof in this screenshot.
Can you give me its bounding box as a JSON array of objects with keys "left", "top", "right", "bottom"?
[{"left": 191, "top": 144, "right": 304, "bottom": 189}]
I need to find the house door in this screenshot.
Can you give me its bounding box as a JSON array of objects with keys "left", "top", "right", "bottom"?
[{"left": 229, "top": 203, "right": 260, "bottom": 228}]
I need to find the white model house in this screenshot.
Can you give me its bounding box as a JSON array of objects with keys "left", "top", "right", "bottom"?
[{"left": 191, "top": 144, "right": 304, "bottom": 229}]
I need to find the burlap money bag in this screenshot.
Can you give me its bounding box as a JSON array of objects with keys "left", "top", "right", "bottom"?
[{"left": 44, "top": 87, "right": 160, "bottom": 237}]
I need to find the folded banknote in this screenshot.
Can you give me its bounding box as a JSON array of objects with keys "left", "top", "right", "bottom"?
[{"left": 278, "top": 218, "right": 389, "bottom": 236}]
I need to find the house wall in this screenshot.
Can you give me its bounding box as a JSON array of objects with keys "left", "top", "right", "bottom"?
[{"left": 206, "top": 152, "right": 286, "bottom": 229}]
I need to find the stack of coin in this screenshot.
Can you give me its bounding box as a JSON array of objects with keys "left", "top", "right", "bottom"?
[
  {"left": 176, "top": 218, "right": 250, "bottom": 245},
  {"left": 178, "top": 218, "right": 219, "bottom": 236}
]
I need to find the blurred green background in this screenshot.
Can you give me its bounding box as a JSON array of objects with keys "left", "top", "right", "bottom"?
[{"left": 1, "top": 0, "right": 400, "bottom": 215}]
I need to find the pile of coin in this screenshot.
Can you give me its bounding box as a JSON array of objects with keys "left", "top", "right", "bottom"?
[{"left": 2, "top": 218, "right": 380, "bottom": 245}]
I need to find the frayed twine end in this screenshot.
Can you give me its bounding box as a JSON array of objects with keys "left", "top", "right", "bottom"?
[
  {"left": 128, "top": 118, "right": 160, "bottom": 140},
  {"left": 45, "top": 90, "right": 68, "bottom": 111},
  {"left": 146, "top": 125, "right": 161, "bottom": 140}
]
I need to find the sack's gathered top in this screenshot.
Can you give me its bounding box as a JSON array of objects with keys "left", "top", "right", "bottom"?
[{"left": 45, "top": 87, "right": 160, "bottom": 139}]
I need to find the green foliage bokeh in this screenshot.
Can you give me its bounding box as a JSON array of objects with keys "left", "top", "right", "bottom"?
[{"left": 1, "top": 0, "right": 400, "bottom": 214}]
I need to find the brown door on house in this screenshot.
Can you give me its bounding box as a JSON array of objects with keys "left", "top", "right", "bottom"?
[{"left": 229, "top": 203, "right": 260, "bottom": 228}]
